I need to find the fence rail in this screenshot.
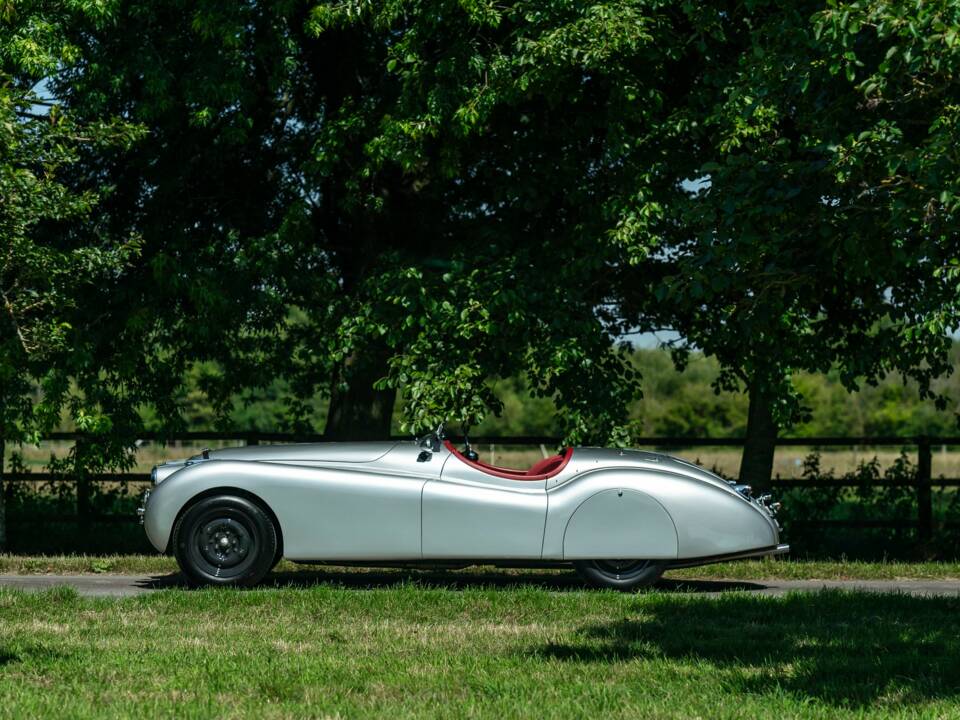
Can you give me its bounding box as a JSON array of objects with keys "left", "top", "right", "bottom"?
[{"left": 3, "top": 433, "right": 959, "bottom": 539}]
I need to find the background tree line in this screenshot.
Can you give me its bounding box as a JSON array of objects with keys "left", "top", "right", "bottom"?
[
  {"left": 3, "top": 0, "right": 960, "bottom": 548},
  {"left": 149, "top": 344, "right": 960, "bottom": 440}
]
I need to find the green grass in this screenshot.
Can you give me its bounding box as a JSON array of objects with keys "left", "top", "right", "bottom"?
[
  {"left": 0, "top": 553, "right": 178, "bottom": 575},
  {"left": 0, "top": 584, "right": 958, "bottom": 718},
  {"left": 3, "top": 554, "right": 960, "bottom": 580},
  {"left": 666, "top": 558, "right": 960, "bottom": 580}
]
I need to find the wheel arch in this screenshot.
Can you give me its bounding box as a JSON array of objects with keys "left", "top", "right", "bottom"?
[{"left": 166, "top": 486, "right": 284, "bottom": 560}]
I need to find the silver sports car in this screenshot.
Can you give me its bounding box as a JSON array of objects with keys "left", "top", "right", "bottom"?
[{"left": 140, "top": 428, "right": 788, "bottom": 589}]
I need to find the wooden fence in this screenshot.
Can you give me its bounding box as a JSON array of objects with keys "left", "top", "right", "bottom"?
[{"left": 2, "top": 433, "right": 960, "bottom": 540}]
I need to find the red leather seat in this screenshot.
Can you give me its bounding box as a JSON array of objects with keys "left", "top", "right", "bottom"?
[
  {"left": 527, "top": 455, "right": 566, "bottom": 476},
  {"left": 444, "top": 441, "right": 572, "bottom": 481}
]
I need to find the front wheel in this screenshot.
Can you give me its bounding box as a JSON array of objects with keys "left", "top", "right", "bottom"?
[
  {"left": 574, "top": 559, "right": 666, "bottom": 591},
  {"left": 173, "top": 495, "right": 278, "bottom": 587}
]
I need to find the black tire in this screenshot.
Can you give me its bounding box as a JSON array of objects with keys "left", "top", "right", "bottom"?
[
  {"left": 172, "top": 495, "right": 278, "bottom": 587},
  {"left": 574, "top": 559, "right": 666, "bottom": 591}
]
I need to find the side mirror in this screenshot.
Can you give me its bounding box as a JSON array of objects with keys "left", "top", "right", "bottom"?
[{"left": 419, "top": 433, "right": 442, "bottom": 453}]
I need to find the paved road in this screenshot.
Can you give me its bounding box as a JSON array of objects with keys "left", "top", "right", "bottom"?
[{"left": 1, "top": 573, "right": 959, "bottom": 598}]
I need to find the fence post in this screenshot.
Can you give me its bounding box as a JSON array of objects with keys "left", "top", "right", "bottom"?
[
  {"left": 75, "top": 438, "right": 91, "bottom": 532},
  {"left": 917, "top": 436, "right": 933, "bottom": 546}
]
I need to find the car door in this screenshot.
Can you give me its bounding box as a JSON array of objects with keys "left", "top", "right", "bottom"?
[
  {"left": 269, "top": 441, "right": 437, "bottom": 561},
  {"left": 421, "top": 452, "right": 548, "bottom": 559}
]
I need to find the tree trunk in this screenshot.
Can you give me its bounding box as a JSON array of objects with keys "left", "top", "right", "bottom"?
[
  {"left": 324, "top": 349, "right": 396, "bottom": 440},
  {"left": 738, "top": 385, "right": 778, "bottom": 487},
  {"left": 0, "top": 435, "right": 5, "bottom": 551}
]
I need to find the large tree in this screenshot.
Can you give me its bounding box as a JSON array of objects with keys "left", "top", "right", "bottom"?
[
  {"left": 56, "top": 0, "right": 696, "bottom": 443},
  {"left": 28, "top": 0, "right": 960, "bottom": 481},
  {"left": 617, "top": 1, "right": 960, "bottom": 484}
]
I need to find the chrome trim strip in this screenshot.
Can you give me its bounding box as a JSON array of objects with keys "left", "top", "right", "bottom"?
[{"left": 667, "top": 543, "right": 790, "bottom": 569}]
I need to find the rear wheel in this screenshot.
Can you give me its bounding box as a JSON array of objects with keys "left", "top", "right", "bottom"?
[
  {"left": 173, "top": 495, "right": 278, "bottom": 587},
  {"left": 574, "top": 559, "right": 666, "bottom": 591}
]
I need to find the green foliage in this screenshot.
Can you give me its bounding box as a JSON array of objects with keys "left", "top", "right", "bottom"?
[
  {"left": 616, "top": 1, "right": 960, "bottom": 429},
  {"left": 629, "top": 344, "right": 960, "bottom": 440},
  {"left": 46, "top": 0, "right": 679, "bottom": 445},
  {"left": 0, "top": 0, "right": 144, "bottom": 465},
  {"left": 773, "top": 451, "right": 950, "bottom": 560},
  {"left": 2, "top": 0, "right": 959, "bottom": 468},
  {"left": 126, "top": 344, "right": 959, "bottom": 440}
]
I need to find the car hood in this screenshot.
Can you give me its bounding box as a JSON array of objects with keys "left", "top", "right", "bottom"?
[{"left": 202, "top": 441, "right": 398, "bottom": 464}]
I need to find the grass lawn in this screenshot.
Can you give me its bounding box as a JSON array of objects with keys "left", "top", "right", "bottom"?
[
  {"left": 2, "top": 554, "right": 960, "bottom": 580},
  {"left": 0, "top": 584, "right": 958, "bottom": 718}
]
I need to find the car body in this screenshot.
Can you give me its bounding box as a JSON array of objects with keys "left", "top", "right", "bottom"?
[{"left": 140, "top": 430, "right": 788, "bottom": 589}]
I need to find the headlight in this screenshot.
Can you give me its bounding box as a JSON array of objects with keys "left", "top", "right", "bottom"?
[{"left": 152, "top": 461, "right": 187, "bottom": 485}]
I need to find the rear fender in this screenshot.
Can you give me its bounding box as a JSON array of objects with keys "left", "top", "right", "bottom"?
[{"left": 544, "top": 467, "right": 778, "bottom": 560}]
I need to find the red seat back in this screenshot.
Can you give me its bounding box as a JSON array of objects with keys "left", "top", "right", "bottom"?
[{"left": 443, "top": 441, "right": 572, "bottom": 480}]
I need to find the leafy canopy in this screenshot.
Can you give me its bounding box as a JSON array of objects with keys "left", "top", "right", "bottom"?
[
  {"left": 618, "top": 0, "right": 960, "bottom": 428},
  {"left": 1, "top": 0, "right": 143, "bottom": 454}
]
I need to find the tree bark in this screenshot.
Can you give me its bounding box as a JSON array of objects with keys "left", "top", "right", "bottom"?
[
  {"left": 0, "top": 435, "right": 6, "bottom": 551},
  {"left": 738, "top": 385, "right": 779, "bottom": 487},
  {"left": 324, "top": 349, "right": 396, "bottom": 440}
]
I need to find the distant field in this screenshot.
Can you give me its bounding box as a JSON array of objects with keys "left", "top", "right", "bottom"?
[
  {"left": 0, "top": 583, "right": 958, "bottom": 718},
  {"left": 7, "top": 439, "right": 960, "bottom": 480}
]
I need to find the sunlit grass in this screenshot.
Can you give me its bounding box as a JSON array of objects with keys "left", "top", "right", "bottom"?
[{"left": 0, "top": 585, "right": 958, "bottom": 718}]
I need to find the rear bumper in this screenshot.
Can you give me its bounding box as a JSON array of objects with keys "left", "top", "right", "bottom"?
[{"left": 667, "top": 543, "right": 789, "bottom": 569}]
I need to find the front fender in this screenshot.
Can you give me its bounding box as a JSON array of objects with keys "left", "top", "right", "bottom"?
[
  {"left": 143, "top": 461, "right": 279, "bottom": 553},
  {"left": 143, "top": 459, "right": 426, "bottom": 560}
]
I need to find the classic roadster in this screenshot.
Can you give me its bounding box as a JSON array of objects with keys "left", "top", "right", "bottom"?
[{"left": 140, "top": 428, "right": 787, "bottom": 590}]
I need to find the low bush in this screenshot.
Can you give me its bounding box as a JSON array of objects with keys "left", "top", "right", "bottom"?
[{"left": 770, "top": 453, "right": 960, "bottom": 561}]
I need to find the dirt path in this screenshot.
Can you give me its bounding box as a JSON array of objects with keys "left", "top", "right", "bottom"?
[{"left": 2, "top": 573, "right": 959, "bottom": 598}]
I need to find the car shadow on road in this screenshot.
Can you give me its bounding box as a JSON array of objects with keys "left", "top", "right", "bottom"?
[
  {"left": 137, "top": 568, "right": 764, "bottom": 593},
  {"left": 530, "top": 590, "right": 960, "bottom": 708}
]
